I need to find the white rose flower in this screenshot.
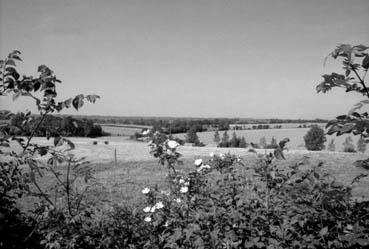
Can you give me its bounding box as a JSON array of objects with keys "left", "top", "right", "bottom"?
[
  {"left": 174, "top": 198, "right": 182, "bottom": 203},
  {"left": 220, "top": 153, "right": 225, "bottom": 160},
  {"left": 150, "top": 206, "right": 156, "bottom": 213},
  {"left": 142, "top": 129, "right": 150, "bottom": 135},
  {"left": 167, "top": 140, "right": 179, "bottom": 149},
  {"left": 194, "top": 159, "right": 203, "bottom": 166},
  {"left": 179, "top": 179, "right": 185, "bottom": 184},
  {"left": 144, "top": 217, "right": 152, "bottom": 222},
  {"left": 154, "top": 201, "right": 164, "bottom": 209},
  {"left": 209, "top": 152, "right": 214, "bottom": 157},
  {"left": 197, "top": 164, "right": 211, "bottom": 172},
  {"left": 184, "top": 181, "right": 190, "bottom": 186},
  {"left": 143, "top": 206, "right": 151, "bottom": 213},
  {"left": 142, "top": 187, "right": 150, "bottom": 194},
  {"left": 160, "top": 190, "right": 170, "bottom": 196},
  {"left": 180, "top": 186, "right": 188, "bottom": 193}
]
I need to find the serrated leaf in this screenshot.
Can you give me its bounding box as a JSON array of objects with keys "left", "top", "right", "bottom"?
[
  {"left": 363, "top": 54, "right": 369, "bottom": 69},
  {"left": 6, "top": 59, "right": 16, "bottom": 67},
  {"left": 72, "top": 95, "right": 84, "bottom": 110}
]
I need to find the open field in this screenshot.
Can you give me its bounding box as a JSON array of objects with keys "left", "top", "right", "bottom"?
[
  {"left": 19, "top": 152, "right": 369, "bottom": 212},
  {"left": 16, "top": 136, "right": 369, "bottom": 211},
  {"left": 27, "top": 136, "right": 364, "bottom": 164}
]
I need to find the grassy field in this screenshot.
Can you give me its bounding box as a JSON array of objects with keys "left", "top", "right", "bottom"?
[{"left": 20, "top": 150, "right": 369, "bottom": 211}]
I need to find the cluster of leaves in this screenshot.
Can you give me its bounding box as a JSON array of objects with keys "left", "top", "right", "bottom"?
[
  {"left": 316, "top": 44, "right": 369, "bottom": 166},
  {"left": 0, "top": 51, "right": 99, "bottom": 248}
]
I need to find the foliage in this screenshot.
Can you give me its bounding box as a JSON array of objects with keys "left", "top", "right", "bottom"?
[
  {"left": 343, "top": 136, "right": 356, "bottom": 153},
  {"left": 137, "top": 133, "right": 369, "bottom": 248},
  {"left": 213, "top": 130, "right": 220, "bottom": 144},
  {"left": 316, "top": 44, "right": 369, "bottom": 166},
  {"left": 265, "top": 137, "right": 278, "bottom": 149},
  {"left": 0, "top": 51, "right": 99, "bottom": 248},
  {"left": 185, "top": 126, "right": 204, "bottom": 146},
  {"left": 304, "top": 125, "right": 326, "bottom": 151},
  {"left": 6, "top": 113, "right": 104, "bottom": 137},
  {"left": 218, "top": 131, "right": 247, "bottom": 148},
  {"left": 328, "top": 139, "right": 336, "bottom": 152}
]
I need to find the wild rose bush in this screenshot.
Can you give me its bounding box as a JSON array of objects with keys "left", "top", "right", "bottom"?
[{"left": 139, "top": 132, "right": 369, "bottom": 248}]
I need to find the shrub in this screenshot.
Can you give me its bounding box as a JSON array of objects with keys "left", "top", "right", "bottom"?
[
  {"left": 104, "top": 140, "right": 109, "bottom": 144},
  {"left": 93, "top": 140, "right": 98, "bottom": 145},
  {"left": 304, "top": 125, "right": 326, "bottom": 151},
  {"left": 142, "top": 133, "right": 369, "bottom": 248}
]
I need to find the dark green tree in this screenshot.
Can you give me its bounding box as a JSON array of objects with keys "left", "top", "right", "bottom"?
[
  {"left": 304, "top": 125, "right": 326, "bottom": 151},
  {"left": 229, "top": 132, "right": 239, "bottom": 147},
  {"left": 185, "top": 126, "right": 200, "bottom": 144},
  {"left": 213, "top": 130, "right": 220, "bottom": 144},
  {"left": 239, "top": 136, "right": 247, "bottom": 148}
]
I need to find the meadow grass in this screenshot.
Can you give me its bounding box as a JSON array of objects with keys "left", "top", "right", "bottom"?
[{"left": 18, "top": 152, "right": 369, "bottom": 212}]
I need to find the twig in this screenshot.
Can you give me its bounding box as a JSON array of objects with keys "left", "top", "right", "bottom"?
[
  {"left": 351, "top": 66, "right": 369, "bottom": 98},
  {"left": 23, "top": 112, "right": 47, "bottom": 153}
]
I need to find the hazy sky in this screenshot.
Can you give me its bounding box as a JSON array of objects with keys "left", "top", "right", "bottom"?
[{"left": 1, "top": 0, "right": 369, "bottom": 119}]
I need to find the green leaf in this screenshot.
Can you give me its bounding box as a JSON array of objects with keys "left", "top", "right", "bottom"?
[
  {"left": 6, "top": 59, "right": 16, "bottom": 67},
  {"left": 72, "top": 95, "right": 84, "bottom": 110},
  {"left": 362, "top": 54, "right": 369, "bottom": 70},
  {"left": 86, "top": 94, "right": 100, "bottom": 103}
]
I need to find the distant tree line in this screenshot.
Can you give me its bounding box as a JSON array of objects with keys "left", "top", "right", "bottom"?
[{"left": 5, "top": 113, "right": 105, "bottom": 137}]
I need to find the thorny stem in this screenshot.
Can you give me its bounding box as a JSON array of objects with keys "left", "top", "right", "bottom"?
[
  {"left": 23, "top": 112, "right": 48, "bottom": 153},
  {"left": 66, "top": 158, "right": 73, "bottom": 217}
]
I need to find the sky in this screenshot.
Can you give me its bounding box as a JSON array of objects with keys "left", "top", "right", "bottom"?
[{"left": 1, "top": 0, "right": 369, "bottom": 119}]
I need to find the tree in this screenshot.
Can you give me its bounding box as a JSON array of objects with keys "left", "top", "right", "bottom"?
[
  {"left": 327, "top": 139, "right": 336, "bottom": 152},
  {"left": 213, "top": 130, "right": 220, "bottom": 144},
  {"left": 221, "top": 131, "right": 229, "bottom": 144},
  {"left": 357, "top": 136, "right": 367, "bottom": 153},
  {"left": 304, "top": 125, "right": 326, "bottom": 151},
  {"left": 343, "top": 136, "right": 356, "bottom": 153},
  {"left": 229, "top": 131, "right": 239, "bottom": 148},
  {"left": 265, "top": 137, "right": 278, "bottom": 149},
  {"left": 239, "top": 136, "right": 247, "bottom": 148},
  {"left": 259, "top": 136, "right": 267, "bottom": 148},
  {"left": 185, "top": 126, "right": 200, "bottom": 144}
]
